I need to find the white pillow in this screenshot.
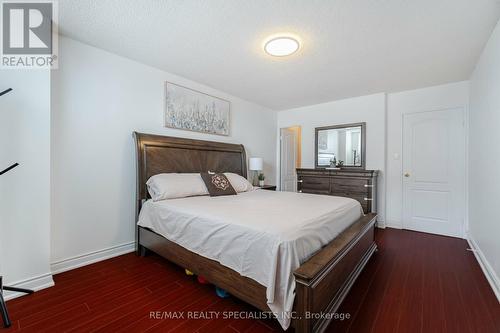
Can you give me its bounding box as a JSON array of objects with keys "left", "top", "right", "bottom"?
[
  {"left": 224, "top": 172, "right": 255, "bottom": 193},
  {"left": 146, "top": 173, "right": 208, "bottom": 201}
]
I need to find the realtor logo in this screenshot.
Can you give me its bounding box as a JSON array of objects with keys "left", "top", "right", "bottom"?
[
  {"left": 2, "top": 2, "right": 52, "bottom": 54},
  {"left": 1, "top": 0, "right": 58, "bottom": 68}
]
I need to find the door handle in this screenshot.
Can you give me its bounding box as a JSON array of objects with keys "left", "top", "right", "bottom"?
[{"left": 404, "top": 172, "right": 410, "bottom": 178}]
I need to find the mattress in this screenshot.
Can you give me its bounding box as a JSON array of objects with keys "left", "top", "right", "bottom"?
[{"left": 138, "top": 189, "right": 363, "bottom": 329}]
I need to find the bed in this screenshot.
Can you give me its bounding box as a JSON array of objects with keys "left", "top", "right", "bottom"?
[{"left": 134, "top": 132, "right": 377, "bottom": 333}]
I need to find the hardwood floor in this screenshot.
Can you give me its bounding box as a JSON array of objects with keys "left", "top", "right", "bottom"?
[{"left": 3, "top": 228, "right": 500, "bottom": 332}]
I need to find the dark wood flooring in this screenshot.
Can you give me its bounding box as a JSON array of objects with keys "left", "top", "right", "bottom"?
[{"left": 3, "top": 228, "right": 500, "bottom": 332}]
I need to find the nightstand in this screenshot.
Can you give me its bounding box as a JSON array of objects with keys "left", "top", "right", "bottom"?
[{"left": 259, "top": 185, "right": 277, "bottom": 191}]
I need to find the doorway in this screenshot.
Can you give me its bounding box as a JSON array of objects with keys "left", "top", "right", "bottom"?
[
  {"left": 280, "top": 126, "right": 301, "bottom": 192},
  {"left": 402, "top": 108, "right": 466, "bottom": 237}
]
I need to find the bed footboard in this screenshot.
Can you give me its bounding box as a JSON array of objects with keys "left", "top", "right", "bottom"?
[{"left": 293, "top": 213, "right": 377, "bottom": 333}]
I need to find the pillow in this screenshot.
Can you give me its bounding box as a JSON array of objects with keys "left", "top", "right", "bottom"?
[
  {"left": 224, "top": 172, "right": 254, "bottom": 193},
  {"left": 146, "top": 173, "right": 208, "bottom": 201},
  {"left": 200, "top": 173, "right": 237, "bottom": 197}
]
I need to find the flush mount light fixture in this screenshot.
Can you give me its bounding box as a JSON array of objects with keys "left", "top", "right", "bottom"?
[{"left": 264, "top": 37, "right": 300, "bottom": 57}]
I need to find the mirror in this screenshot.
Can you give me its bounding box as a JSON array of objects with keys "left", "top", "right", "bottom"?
[{"left": 315, "top": 122, "right": 366, "bottom": 169}]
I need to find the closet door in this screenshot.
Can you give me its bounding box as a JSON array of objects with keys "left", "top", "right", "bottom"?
[{"left": 402, "top": 108, "right": 466, "bottom": 238}]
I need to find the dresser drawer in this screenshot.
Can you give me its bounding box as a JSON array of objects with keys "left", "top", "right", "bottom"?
[
  {"left": 331, "top": 192, "right": 370, "bottom": 213},
  {"left": 301, "top": 188, "right": 330, "bottom": 195},
  {"left": 331, "top": 177, "right": 370, "bottom": 188},
  {"left": 300, "top": 176, "right": 330, "bottom": 191},
  {"left": 331, "top": 183, "right": 369, "bottom": 194},
  {"left": 296, "top": 168, "right": 378, "bottom": 214}
]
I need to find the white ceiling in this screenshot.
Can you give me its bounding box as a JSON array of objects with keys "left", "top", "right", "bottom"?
[{"left": 58, "top": 0, "right": 500, "bottom": 110}]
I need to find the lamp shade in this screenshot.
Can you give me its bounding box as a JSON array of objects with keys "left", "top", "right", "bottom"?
[{"left": 249, "top": 157, "right": 263, "bottom": 171}]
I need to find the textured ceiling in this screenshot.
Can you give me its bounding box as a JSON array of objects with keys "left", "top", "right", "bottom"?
[{"left": 58, "top": 0, "right": 500, "bottom": 110}]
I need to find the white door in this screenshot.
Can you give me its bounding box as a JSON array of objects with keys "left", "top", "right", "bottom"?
[
  {"left": 402, "top": 108, "right": 465, "bottom": 238},
  {"left": 280, "top": 127, "right": 299, "bottom": 192}
]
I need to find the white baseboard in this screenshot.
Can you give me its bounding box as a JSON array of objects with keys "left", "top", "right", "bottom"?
[
  {"left": 3, "top": 273, "right": 54, "bottom": 301},
  {"left": 375, "top": 219, "right": 386, "bottom": 229},
  {"left": 3, "top": 242, "right": 135, "bottom": 301},
  {"left": 385, "top": 220, "right": 403, "bottom": 229},
  {"left": 51, "top": 242, "right": 135, "bottom": 275},
  {"left": 467, "top": 235, "right": 500, "bottom": 303}
]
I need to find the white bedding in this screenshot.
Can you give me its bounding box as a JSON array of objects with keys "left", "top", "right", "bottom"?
[{"left": 138, "top": 189, "right": 363, "bottom": 329}]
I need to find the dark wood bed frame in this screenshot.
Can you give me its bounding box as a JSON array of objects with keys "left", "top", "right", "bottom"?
[{"left": 134, "top": 132, "right": 377, "bottom": 333}]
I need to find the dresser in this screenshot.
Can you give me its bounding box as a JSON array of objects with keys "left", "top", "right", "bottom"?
[{"left": 296, "top": 168, "right": 378, "bottom": 214}]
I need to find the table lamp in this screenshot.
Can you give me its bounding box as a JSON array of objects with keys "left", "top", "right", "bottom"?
[{"left": 249, "top": 157, "right": 263, "bottom": 186}]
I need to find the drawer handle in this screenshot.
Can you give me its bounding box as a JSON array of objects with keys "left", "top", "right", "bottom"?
[
  {"left": 297, "top": 180, "right": 303, "bottom": 183},
  {"left": 364, "top": 184, "right": 374, "bottom": 188},
  {"left": 364, "top": 198, "right": 373, "bottom": 201},
  {"left": 298, "top": 190, "right": 303, "bottom": 193}
]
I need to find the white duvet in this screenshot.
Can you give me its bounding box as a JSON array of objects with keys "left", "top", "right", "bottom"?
[{"left": 138, "top": 189, "right": 363, "bottom": 329}]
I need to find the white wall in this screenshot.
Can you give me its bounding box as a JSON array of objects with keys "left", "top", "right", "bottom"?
[
  {"left": 385, "top": 81, "right": 470, "bottom": 229},
  {"left": 51, "top": 37, "right": 277, "bottom": 268},
  {"left": 277, "top": 93, "right": 387, "bottom": 223},
  {"left": 468, "top": 20, "right": 500, "bottom": 299},
  {"left": 0, "top": 70, "right": 53, "bottom": 296}
]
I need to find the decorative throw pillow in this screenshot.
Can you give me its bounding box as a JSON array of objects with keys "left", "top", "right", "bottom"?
[
  {"left": 224, "top": 172, "right": 255, "bottom": 193},
  {"left": 200, "top": 172, "right": 237, "bottom": 197}
]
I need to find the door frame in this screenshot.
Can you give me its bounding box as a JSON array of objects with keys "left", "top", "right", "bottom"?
[
  {"left": 279, "top": 126, "right": 301, "bottom": 191},
  {"left": 400, "top": 106, "right": 469, "bottom": 238}
]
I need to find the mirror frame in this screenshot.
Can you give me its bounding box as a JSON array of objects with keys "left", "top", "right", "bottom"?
[{"left": 315, "top": 122, "right": 366, "bottom": 169}]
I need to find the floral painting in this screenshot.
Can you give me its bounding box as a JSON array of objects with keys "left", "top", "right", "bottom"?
[{"left": 165, "top": 82, "right": 230, "bottom": 136}]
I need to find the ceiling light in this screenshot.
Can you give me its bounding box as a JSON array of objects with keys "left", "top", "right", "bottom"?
[{"left": 264, "top": 37, "right": 300, "bottom": 57}]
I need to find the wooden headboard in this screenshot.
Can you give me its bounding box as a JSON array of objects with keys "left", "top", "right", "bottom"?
[{"left": 133, "top": 131, "right": 247, "bottom": 209}]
